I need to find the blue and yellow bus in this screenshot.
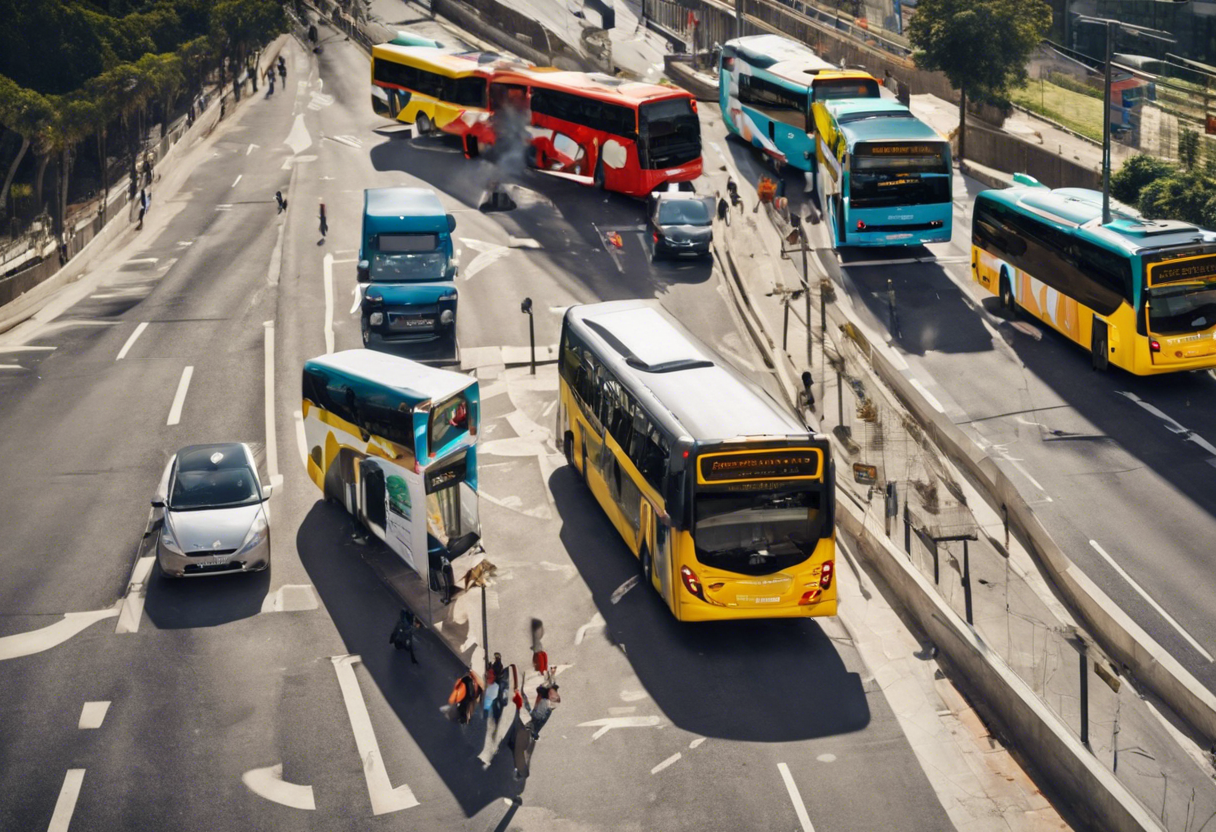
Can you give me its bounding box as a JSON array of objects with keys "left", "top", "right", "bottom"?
[
  {"left": 972, "top": 182, "right": 1216, "bottom": 374},
  {"left": 720, "top": 34, "right": 880, "bottom": 176},
  {"left": 557, "top": 300, "right": 837, "bottom": 622},
  {"left": 812, "top": 97, "right": 952, "bottom": 246},
  {"left": 303, "top": 350, "right": 481, "bottom": 580}
]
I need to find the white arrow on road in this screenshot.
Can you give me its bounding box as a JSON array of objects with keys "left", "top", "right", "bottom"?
[
  {"left": 459, "top": 238, "right": 510, "bottom": 280},
  {"left": 577, "top": 715, "right": 661, "bottom": 740},
  {"left": 331, "top": 655, "right": 419, "bottom": 815},
  {"left": 0, "top": 607, "right": 119, "bottom": 660},
  {"left": 242, "top": 764, "right": 315, "bottom": 810}
]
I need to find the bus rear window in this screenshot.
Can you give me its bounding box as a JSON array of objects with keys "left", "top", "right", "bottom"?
[
  {"left": 429, "top": 391, "right": 472, "bottom": 452},
  {"left": 813, "top": 78, "right": 880, "bottom": 101},
  {"left": 379, "top": 233, "right": 439, "bottom": 252}
]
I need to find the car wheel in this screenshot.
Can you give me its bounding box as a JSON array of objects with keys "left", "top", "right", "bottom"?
[{"left": 415, "top": 112, "right": 433, "bottom": 135}]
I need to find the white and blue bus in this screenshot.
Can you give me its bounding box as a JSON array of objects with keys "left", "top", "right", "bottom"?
[
  {"left": 302, "top": 350, "right": 480, "bottom": 581},
  {"left": 719, "top": 34, "right": 880, "bottom": 177},
  {"left": 812, "top": 97, "right": 952, "bottom": 247}
]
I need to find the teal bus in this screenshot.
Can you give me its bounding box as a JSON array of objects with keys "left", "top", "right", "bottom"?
[
  {"left": 812, "top": 97, "right": 953, "bottom": 247},
  {"left": 358, "top": 188, "right": 460, "bottom": 348},
  {"left": 719, "top": 34, "right": 880, "bottom": 178},
  {"left": 303, "top": 349, "right": 481, "bottom": 580}
]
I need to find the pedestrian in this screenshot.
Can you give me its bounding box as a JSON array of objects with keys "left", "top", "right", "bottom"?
[
  {"left": 523, "top": 682, "right": 559, "bottom": 739},
  {"left": 278, "top": 56, "right": 287, "bottom": 81},
  {"left": 142, "top": 157, "right": 152, "bottom": 186},
  {"left": 266, "top": 69, "right": 275, "bottom": 97},
  {"left": 275, "top": 190, "right": 287, "bottom": 214},
  {"left": 484, "top": 653, "right": 509, "bottom": 717},
  {"left": 448, "top": 669, "right": 484, "bottom": 725},
  {"left": 389, "top": 608, "right": 421, "bottom": 664},
  {"left": 318, "top": 201, "right": 328, "bottom": 240},
  {"left": 137, "top": 188, "right": 147, "bottom": 229}
]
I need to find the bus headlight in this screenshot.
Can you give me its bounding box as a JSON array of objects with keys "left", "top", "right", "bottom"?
[
  {"left": 440, "top": 309, "right": 455, "bottom": 325},
  {"left": 369, "top": 312, "right": 383, "bottom": 326}
]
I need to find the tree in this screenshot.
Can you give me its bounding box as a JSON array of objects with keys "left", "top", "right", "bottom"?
[
  {"left": 0, "top": 75, "right": 54, "bottom": 217},
  {"left": 1110, "top": 153, "right": 1175, "bottom": 205},
  {"left": 1178, "top": 126, "right": 1200, "bottom": 172},
  {"left": 1138, "top": 170, "right": 1216, "bottom": 227},
  {"left": 136, "top": 52, "right": 184, "bottom": 138},
  {"left": 209, "top": 0, "right": 286, "bottom": 102},
  {"left": 907, "top": 0, "right": 1051, "bottom": 162}
]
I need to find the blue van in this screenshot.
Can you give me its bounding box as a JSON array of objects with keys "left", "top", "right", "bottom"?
[{"left": 358, "top": 188, "right": 459, "bottom": 346}]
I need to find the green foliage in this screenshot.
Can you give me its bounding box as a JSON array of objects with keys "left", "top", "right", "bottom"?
[
  {"left": 1045, "top": 72, "right": 1102, "bottom": 101},
  {"left": 1204, "top": 195, "right": 1216, "bottom": 229},
  {"left": 1178, "top": 127, "right": 1200, "bottom": 171},
  {"left": 1110, "top": 154, "right": 1176, "bottom": 205},
  {"left": 908, "top": 0, "right": 1052, "bottom": 103},
  {"left": 1138, "top": 170, "right": 1216, "bottom": 227}
]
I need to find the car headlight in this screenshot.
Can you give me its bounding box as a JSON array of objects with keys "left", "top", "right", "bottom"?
[
  {"left": 160, "top": 518, "right": 184, "bottom": 554},
  {"left": 237, "top": 512, "right": 269, "bottom": 555},
  {"left": 439, "top": 290, "right": 458, "bottom": 301},
  {"left": 440, "top": 309, "right": 455, "bottom": 325},
  {"left": 369, "top": 311, "right": 383, "bottom": 326}
]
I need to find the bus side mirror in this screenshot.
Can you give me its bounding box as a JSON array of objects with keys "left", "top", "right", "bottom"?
[
  {"left": 445, "top": 265, "right": 458, "bottom": 280},
  {"left": 357, "top": 260, "right": 370, "bottom": 283},
  {"left": 447, "top": 213, "right": 457, "bottom": 233}
]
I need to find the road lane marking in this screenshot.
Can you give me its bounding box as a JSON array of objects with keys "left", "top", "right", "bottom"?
[
  {"left": 47, "top": 769, "right": 85, "bottom": 832},
  {"left": 125, "top": 258, "right": 158, "bottom": 266},
  {"left": 650, "top": 753, "right": 681, "bottom": 774},
  {"left": 242, "top": 764, "right": 315, "bottom": 810},
  {"left": 0, "top": 346, "right": 55, "bottom": 352},
  {"left": 990, "top": 443, "right": 1050, "bottom": 497},
  {"left": 232, "top": 174, "right": 242, "bottom": 188},
  {"left": 263, "top": 322, "right": 279, "bottom": 482},
  {"left": 166, "top": 366, "right": 194, "bottom": 425},
  {"left": 1117, "top": 391, "right": 1216, "bottom": 458},
  {"left": 777, "top": 763, "right": 816, "bottom": 832},
  {"left": 323, "top": 254, "right": 334, "bottom": 354},
  {"left": 578, "top": 715, "right": 660, "bottom": 740},
  {"left": 1088, "top": 540, "right": 1214, "bottom": 662},
  {"left": 909, "top": 378, "right": 945, "bottom": 413},
  {"left": 507, "top": 236, "right": 541, "bottom": 248},
  {"left": 115, "top": 556, "right": 156, "bottom": 634},
  {"left": 331, "top": 654, "right": 419, "bottom": 815},
  {"left": 267, "top": 224, "right": 285, "bottom": 286},
  {"left": 116, "top": 322, "right": 148, "bottom": 360},
  {"left": 286, "top": 114, "right": 312, "bottom": 153},
  {"left": 79, "top": 701, "right": 111, "bottom": 729},
  {"left": 216, "top": 204, "right": 232, "bottom": 211},
  {"left": 460, "top": 239, "right": 510, "bottom": 280},
  {"left": 689, "top": 737, "right": 706, "bottom": 749},
  {"left": 0, "top": 608, "right": 119, "bottom": 660},
  {"left": 260, "top": 584, "right": 318, "bottom": 613},
  {"left": 590, "top": 223, "right": 625, "bottom": 273},
  {"left": 610, "top": 575, "right": 639, "bottom": 604},
  {"left": 247, "top": 143, "right": 259, "bottom": 155},
  {"left": 294, "top": 410, "right": 308, "bottom": 469},
  {"left": 574, "top": 612, "right": 605, "bottom": 645}
]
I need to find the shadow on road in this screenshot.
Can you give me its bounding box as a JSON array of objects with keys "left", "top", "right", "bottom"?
[
  {"left": 548, "top": 466, "right": 871, "bottom": 742},
  {"left": 144, "top": 561, "right": 271, "bottom": 629},
  {"left": 295, "top": 500, "right": 523, "bottom": 817}
]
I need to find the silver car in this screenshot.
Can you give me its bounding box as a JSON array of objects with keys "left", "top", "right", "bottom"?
[{"left": 152, "top": 443, "right": 272, "bottom": 578}]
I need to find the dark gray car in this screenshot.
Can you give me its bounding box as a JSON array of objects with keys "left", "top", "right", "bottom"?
[
  {"left": 152, "top": 443, "right": 272, "bottom": 578},
  {"left": 649, "top": 193, "right": 714, "bottom": 261}
]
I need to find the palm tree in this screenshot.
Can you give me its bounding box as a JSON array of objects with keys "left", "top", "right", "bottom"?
[{"left": 0, "top": 76, "right": 53, "bottom": 219}]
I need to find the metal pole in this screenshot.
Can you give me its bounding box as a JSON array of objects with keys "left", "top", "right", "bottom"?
[
  {"left": 963, "top": 539, "right": 973, "bottom": 625},
  {"left": 482, "top": 582, "right": 490, "bottom": 677},
  {"left": 1079, "top": 642, "right": 1090, "bottom": 746},
  {"left": 836, "top": 368, "right": 844, "bottom": 428},
  {"left": 528, "top": 311, "right": 536, "bottom": 375},
  {"left": 782, "top": 295, "right": 790, "bottom": 352},
  {"left": 904, "top": 504, "right": 911, "bottom": 554},
  {"left": 1102, "top": 20, "right": 1113, "bottom": 225},
  {"left": 932, "top": 539, "right": 939, "bottom": 585},
  {"left": 801, "top": 234, "right": 811, "bottom": 367}
]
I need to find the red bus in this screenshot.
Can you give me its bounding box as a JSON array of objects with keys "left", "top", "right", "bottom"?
[{"left": 484, "top": 68, "right": 703, "bottom": 197}]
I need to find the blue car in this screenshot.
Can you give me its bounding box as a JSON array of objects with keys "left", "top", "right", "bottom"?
[{"left": 359, "top": 187, "right": 459, "bottom": 346}]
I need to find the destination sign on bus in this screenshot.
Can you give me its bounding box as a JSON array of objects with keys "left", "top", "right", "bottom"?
[
  {"left": 1148, "top": 253, "right": 1216, "bottom": 285},
  {"left": 698, "top": 449, "right": 822, "bottom": 484},
  {"left": 856, "top": 143, "right": 940, "bottom": 156}
]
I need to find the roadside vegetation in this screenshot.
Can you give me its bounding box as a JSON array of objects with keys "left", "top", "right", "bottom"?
[
  {"left": 1111, "top": 136, "right": 1216, "bottom": 227},
  {"left": 0, "top": 0, "right": 288, "bottom": 239}
]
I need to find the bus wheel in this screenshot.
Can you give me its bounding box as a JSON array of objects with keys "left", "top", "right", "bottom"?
[
  {"left": 1091, "top": 319, "right": 1110, "bottom": 372},
  {"left": 415, "top": 113, "right": 433, "bottom": 135},
  {"left": 593, "top": 158, "right": 605, "bottom": 189},
  {"left": 999, "top": 270, "right": 1017, "bottom": 318},
  {"left": 640, "top": 545, "right": 654, "bottom": 589},
  {"left": 465, "top": 136, "right": 479, "bottom": 158},
  {"left": 564, "top": 431, "right": 575, "bottom": 468},
  {"left": 581, "top": 442, "right": 590, "bottom": 486}
]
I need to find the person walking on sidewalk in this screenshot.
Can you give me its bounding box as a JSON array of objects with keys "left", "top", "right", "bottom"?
[
  {"left": 278, "top": 55, "right": 287, "bottom": 82},
  {"left": 449, "top": 669, "right": 484, "bottom": 725},
  {"left": 523, "top": 682, "right": 559, "bottom": 740},
  {"left": 275, "top": 190, "right": 287, "bottom": 214},
  {"left": 318, "top": 200, "right": 328, "bottom": 241},
  {"left": 137, "top": 188, "right": 148, "bottom": 229},
  {"left": 389, "top": 608, "right": 421, "bottom": 664}
]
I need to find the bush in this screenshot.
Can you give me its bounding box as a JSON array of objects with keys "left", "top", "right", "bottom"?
[
  {"left": 1179, "top": 127, "right": 1200, "bottom": 171},
  {"left": 1111, "top": 154, "right": 1176, "bottom": 205},
  {"left": 1137, "top": 170, "right": 1216, "bottom": 226},
  {"left": 1047, "top": 71, "right": 1103, "bottom": 100}
]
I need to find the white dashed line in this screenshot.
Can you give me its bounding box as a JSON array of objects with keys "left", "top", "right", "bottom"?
[
  {"left": 78, "top": 701, "right": 111, "bottom": 729},
  {"left": 264, "top": 322, "right": 279, "bottom": 483},
  {"left": 777, "top": 763, "right": 816, "bottom": 832},
  {"left": 650, "top": 753, "right": 681, "bottom": 774},
  {"left": 47, "top": 770, "right": 85, "bottom": 832},
  {"left": 1089, "top": 540, "right": 1213, "bottom": 662},
  {"left": 115, "top": 556, "right": 156, "bottom": 634},
  {"left": 116, "top": 322, "right": 148, "bottom": 360},
  {"left": 166, "top": 366, "right": 194, "bottom": 425},
  {"left": 232, "top": 174, "right": 242, "bottom": 188}
]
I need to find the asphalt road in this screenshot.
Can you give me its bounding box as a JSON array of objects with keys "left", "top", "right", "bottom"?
[
  {"left": 0, "top": 24, "right": 953, "bottom": 832},
  {"left": 740, "top": 125, "right": 1216, "bottom": 692}
]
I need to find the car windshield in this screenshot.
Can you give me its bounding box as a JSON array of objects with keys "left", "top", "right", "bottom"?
[
  {"left": 370, "top": 251, "right": 449, "bottom": 282},
  {"left": 693, "top": 487, "right": 826, "bottom": 575},
  {"left": 658, "top": 199, "right": 710, "bottom": 226},
  {"left": 169, "top": 447, "right": 260, "bottom": 510},
  {"left": 1148, "top": 281, "right": 1216, "bottom": 335}
]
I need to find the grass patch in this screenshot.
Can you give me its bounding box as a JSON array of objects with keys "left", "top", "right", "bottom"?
[{"left": 1011, "top": 78, "right": 1105, "bottom": 142}]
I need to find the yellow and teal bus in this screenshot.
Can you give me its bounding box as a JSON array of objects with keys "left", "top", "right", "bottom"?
[
  {"left": 302, "top": 350, "right": 481, "bottom": 581},
  {"left": 558, "top": 300, "right": 837, "bottom": 622},
  {"left": 972, "top": 182, "right": 1216, "bottom": 374}
]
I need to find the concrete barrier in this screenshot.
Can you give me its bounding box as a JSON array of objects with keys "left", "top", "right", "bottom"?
[{"left": 664, "top": 57, "right": 718, "bottom": 101}]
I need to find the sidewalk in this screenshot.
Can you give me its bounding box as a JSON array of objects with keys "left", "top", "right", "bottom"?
[{"left": 698, "top": 129, "right": 1216, "bottom": 829}]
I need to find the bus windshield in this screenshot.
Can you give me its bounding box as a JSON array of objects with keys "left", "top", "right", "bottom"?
[
  {"left": 1147, "top": 281, "right": 1216, "bottom": 334},
  {"left": 640, "top": 98, "right": 701, "bottom": 170},
  {"left": 813, "top": 77, "right": 880, "bottom": 101},
  {"left": 694, "top": 486, "right": 828, "bottom": 575},
  {"left": 370, "top": 251, "right": 449, "bottom": 282}
]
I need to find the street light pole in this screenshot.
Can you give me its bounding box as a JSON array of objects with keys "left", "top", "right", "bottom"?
[{"left": 1102, "top": 19, "right": 1113, "bottom": 225}]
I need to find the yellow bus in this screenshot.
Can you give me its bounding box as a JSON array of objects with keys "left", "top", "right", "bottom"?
[
  {"left": 370, "top": 44, "right": 503, "bottom": 153},
  {"left": 972, "top": 182, "right": 1216, "bottom": 373},
  {"left": 558, "top": 300, "right": 837, "bottom": 622}
]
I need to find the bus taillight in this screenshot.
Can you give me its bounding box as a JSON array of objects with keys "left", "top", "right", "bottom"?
[
  {"left": 856, "top": 220, "right": 867, "bottom": 231},
  {"left": 1150, "top": 339, "right": 1161, "bottom": 352},
  {"left": 819, "top": 560, "right": 834, "bottom": 589},
  {"left": 799, "top": 588, "right": 822, "bottom": 605},
  {"left": 680, "top": 565, "right": 705, "bottom": 600}
]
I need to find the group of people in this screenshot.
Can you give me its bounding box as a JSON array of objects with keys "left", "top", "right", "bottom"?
[
  {"left": 266, "top": 55, "right": 287, "bottom": 97},
  {"left": 390, "top": 609, "right": 562, "bottom": 778}
]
